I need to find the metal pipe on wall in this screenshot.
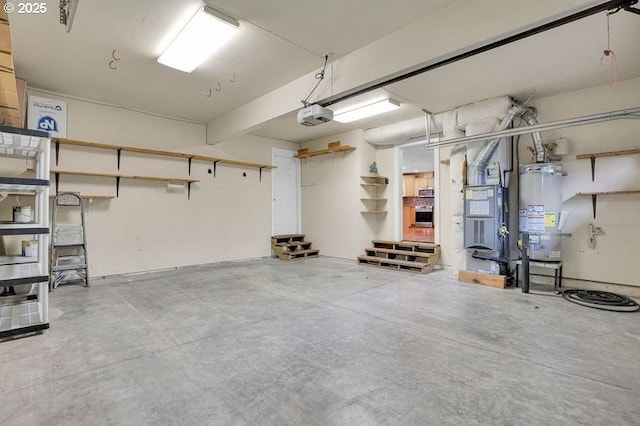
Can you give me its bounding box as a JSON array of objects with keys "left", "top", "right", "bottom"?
[{"left": 422, "top": 107, "right": 640, "bottom": 150}]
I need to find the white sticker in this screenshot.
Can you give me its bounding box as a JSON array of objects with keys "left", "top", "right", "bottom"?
[
  {"left": 549, "top": 251, "right": 561, "bottom": 258},
  {"left": 469, "top": 200, "right": 490, "bottom": 216},
  {"left": 540, "top": 234, "right": 551, "bottom": 241}
]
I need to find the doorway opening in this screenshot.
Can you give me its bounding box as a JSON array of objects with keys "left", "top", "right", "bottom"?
[{"left": 400, "top": 144, "right": 436, "bottom": 243}]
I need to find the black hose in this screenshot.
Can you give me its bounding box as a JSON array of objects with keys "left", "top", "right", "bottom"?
[{"left": 562, "top": 289, "right": 639, "bottom": 312}]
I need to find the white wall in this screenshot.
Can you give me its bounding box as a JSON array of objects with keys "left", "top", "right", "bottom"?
[
  {"left": 430, "top": 77, "right": 640, "bottom": 293},
  {"left": 1, "top": 90, "right": 298, "bottom": 276},
  {"left": 300, "top": 77, "right": 639, "bottom": 297},
  {"left": 300, "top": 130, "right": 383, "bottom": 259},
  {"left": 524, "top": 76, "right": 640, "bottom": 293}
]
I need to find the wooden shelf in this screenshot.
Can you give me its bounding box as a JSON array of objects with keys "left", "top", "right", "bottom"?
[
  {"left": 576, "top": 148, "right": 640, "bottom": 160},
  {"left": 28, "top": 168, "right": 199, "bottom": 199},
  {"left": 295, "top": 141, "right": 356, "bottom": 159},
  {"left": 576, "top": 190, "right": 640, "bottom": 196},
  {"left": 49, "top": 194, "right": 115, "bottom": 200},
  {"left": 52, "top": 138, "right": 275, "bottom": 172},
  {"left": 50, "top": 169, "right": 199, "bottom": 183},
  {"left": 576, "top": 148, "right": 640, "bottom": 181},
  {"left": 360, "top": 175, "right": 387, "bottom": 215},
  {"left": 575, "top": 190, "right": 640, "bottom": 218}
]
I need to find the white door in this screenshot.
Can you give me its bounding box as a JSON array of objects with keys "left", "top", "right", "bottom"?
[{"left": 271, "top": 148, "right": 301, "bottom": 235}]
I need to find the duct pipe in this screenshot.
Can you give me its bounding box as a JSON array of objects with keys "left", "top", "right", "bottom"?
[
  {"left": 423, "top": 109, "right": 432, "bottom": 145},
  {"left": 423, "top": 107, "right": 640, "bottom": 150},
  {"left": 470, "top": 105, "right": 523, "bottom": 185},
  {"left": 365, "top": 114, "right": 445, "bottom": 145},
  {"left": 521, "top": 108, "right": 545, "bottom": 163},
  {"left": 365, "top": 96, "right": 511, "bottom": 146}
]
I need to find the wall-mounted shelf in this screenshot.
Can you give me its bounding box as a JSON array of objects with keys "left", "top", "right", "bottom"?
[
  {"left": 6, "top": 192, "right": 114, "bottom": 200},
  {"left": 576, "top": 148, "right": 640, "bottom": 181},
  {"left": 52, "top": 137, "right": 275, "bottom": 181},
  {"left": 49, "top": 194, "right": 115, "bottom": 200},
  {"left": 576, "top": 190, "right": 640, "bottom": 218},
  {"left": 361, "top": 175, "right": 388, "bottom": 215},
  {"left": 44, "top": 169, "right": 199, "bottom": 199},
  {"left": 295, "top": 141, "right": 356, "bottom": 159}
]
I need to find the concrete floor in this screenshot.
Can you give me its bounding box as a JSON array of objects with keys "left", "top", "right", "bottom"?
[{"left": 1, "top": 257, "right": 639, "bottom": 425}]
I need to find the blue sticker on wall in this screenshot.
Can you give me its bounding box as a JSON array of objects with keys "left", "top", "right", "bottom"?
[{"left": 37, "top": 116, "right": 58, "bottom": 132}]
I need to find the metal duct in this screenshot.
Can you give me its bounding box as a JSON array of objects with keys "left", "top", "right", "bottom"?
[
  {"left": 521, "top": 108, "right": 545, "bottom": 163},
  {"left": 364, "top": 96, "right": 510, "bottom": 146},
  {"left": 470, "top": 105, "right": 522, "bottom": 184},
  {"left": 364, "top": 115, "right": 444, "bottom": 145}
]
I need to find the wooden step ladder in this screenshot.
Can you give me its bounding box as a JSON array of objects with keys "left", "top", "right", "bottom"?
[
  {"left": 357, "top": 240, "right": 440, "bottom": 273},
  {"left": 271, "top": 234, "right": 320, "bottom": 260}
]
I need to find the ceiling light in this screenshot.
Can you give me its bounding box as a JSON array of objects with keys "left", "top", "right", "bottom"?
[
  {"left": 157, "top": 6, "right": 239, "bottom": 73},
  {"left": 333, "top": 99, "right": 401, "bottom": 123}
]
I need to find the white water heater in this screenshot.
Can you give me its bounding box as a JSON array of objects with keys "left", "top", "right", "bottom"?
[{"left": 519, "top": 163, "right": 565, "bottom": 260}]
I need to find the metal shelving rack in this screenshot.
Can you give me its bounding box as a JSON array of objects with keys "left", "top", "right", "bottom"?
[{"left": 0, "top": 125, "right": 51, "bottom": 338}]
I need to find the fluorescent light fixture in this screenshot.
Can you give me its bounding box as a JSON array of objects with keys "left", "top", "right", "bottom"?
[
  {"left": 157, "top": 6, "right": 239, "bottom": 73},
  {"left": 333, "top": 98, "right": 401, "bottom": 123}
]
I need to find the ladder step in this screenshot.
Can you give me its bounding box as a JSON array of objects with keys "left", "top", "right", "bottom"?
[
  {"left": 52, "top": 264, "right": 87, "bottom": 271},
  {"left": 53, "top": 242, "right": 86, "bottom": 247}
]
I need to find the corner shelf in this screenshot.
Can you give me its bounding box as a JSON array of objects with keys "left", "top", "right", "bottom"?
[
  {"left": 295, "top": 141, "right": 356, "bottom": 159},
  {"left": 52, "top": 137, "right": 275, "bottom": 181},
  {"left": 361, "top": 175, "right": 388, "bottom": 214},
  {"left": 576, "top": 148, "right": 640, "bottom": 181},
  {"left": 575, "top": 190, "right": 640, "bottom": 219}
]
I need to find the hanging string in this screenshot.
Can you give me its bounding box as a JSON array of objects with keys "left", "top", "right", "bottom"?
[{"left": 600, "top": 11, "right": 618, "bottom": 86}]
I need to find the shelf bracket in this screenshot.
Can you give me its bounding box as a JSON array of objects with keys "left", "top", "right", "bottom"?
[
  {"left": 591, "top": 194, "right": 598, "bottom": 219},
  {"left": 188, "top": 157, "right": 193, "bottom": 176},
  {"left": 117, "top": 148, "right": 122, "bottom": 170},
  {"left": 116, "top": 176, "right": 121, "bottom": 198},
  {"left": 590, "top": 156, "right": 596, "bottom": 181},
  {"left": 187, "top": 182, "right": 192, "bottom": 200},
  {"left": 259, "top": 166, "right": 266, "bottom": 182},
  {"left": 213, "top": 160, "right": 220, "bottom": 178},
  {"left": 55, "top": 172, "right": 60, "bottom": 194},
  {"left": 55, "top": 141, "right": 60, "bottom": 166}
]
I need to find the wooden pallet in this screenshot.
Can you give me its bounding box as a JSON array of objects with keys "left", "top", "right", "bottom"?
[
  {"left": 271, "top": 234, "right": 306, "bottom": 248},
  {"left": 357, "top": 240, "right": 440, "bottom": 274},
  {"left": 271, "top": 234, "right": 320, "bottom": 261},
  {"left": 277, "top": 248, "right": 320, "bottom": 261}
]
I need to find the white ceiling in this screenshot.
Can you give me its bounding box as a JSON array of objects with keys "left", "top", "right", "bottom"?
[
  {"left": 9, "top": 0, "right": 455, "bottom": 123},
  {"left": 9, "top": 1, "right": 640, "bottom": 143},
  {"left": 253, "top": 8, "right": 640, "bottom": 143}
]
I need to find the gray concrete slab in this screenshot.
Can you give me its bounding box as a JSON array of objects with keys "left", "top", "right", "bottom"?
[{"left": 1, "top": 257, "right": 639, "bottom": 425}]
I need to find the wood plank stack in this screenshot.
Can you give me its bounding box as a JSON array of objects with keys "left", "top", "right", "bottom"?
[
  {"left": 357, "top": 240, "right": 440, "bottom": 273},
  {"left": 271, "top": 234, "right": 320, "bottom": 260},
  {"left": 0, "top": 6, "right": 25, "bottom": 127}
]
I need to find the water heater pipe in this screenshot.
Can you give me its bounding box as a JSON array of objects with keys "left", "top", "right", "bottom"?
[
  {"left": 469, "top": 104, "right": 523, "bottom": 184},
  {"left": 521, "top": 108, "right": 545, "bottom": 163}
]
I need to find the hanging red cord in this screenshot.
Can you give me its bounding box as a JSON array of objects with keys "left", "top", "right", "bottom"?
[{"left": 600, "top": 11, "right": 618, "bottom": 86}]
